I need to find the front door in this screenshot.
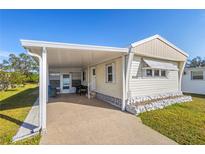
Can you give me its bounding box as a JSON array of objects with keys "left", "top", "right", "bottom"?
[
  {"left": 91, "top": 67, "right": 96, "bottom": 91},
  {"left": 61, "top": 74, "right": 71, "bottom": 93}
]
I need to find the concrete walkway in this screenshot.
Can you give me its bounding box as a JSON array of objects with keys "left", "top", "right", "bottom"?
[
  {"left": 40, "top": 94, "right": 177, "bottom": 145},
  {"left": 13, "top": 99, "right": 39, "bottom": 142}
]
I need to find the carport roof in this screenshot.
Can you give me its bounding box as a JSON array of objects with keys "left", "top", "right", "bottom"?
[
  {"left": 21, "top": 39, "right": 128, "bottom": 53},
  {"left": 21, "top": 40, "right": 128, "bottom": 67}
]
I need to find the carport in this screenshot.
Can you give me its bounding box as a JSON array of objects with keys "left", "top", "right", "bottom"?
[{"left": 21, "top": 39, "right": 128, "bottom": 132}]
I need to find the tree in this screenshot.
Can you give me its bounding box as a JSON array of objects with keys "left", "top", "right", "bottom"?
[
  {"left": 0, "top": 71, "right": 10, "bottom": 91},
  {"left": 1, "top": 53, "right": 39, "bottom": 80},
  {"left": 18, "top": 53, "right": 38, "bottom": 80},
  {"left": 0, "top": 63, "right": 3, "bottom": 70},
  {"left": 186, "top": 56, "right": 205, "bottom": 68},
  {"left": 11, "top": 72, "right": 26, "bottom": 85},
  {"left": 0, "top": 52, "right": 39, "bottom": 90}
]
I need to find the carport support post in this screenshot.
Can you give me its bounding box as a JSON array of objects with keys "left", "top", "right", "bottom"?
[
  {"left": 87, "top": 66, "right": 90, "bottom": 99},
  {"left": 124, "top": 48, "right": 134, "bottom": 110},
  {"left": 41, "top": 47, "right": 47, "bottom": 132},
  {"left": 121, "top": 55, "right": 126, "bottom": 111},
  {"left": 178, "top": 61, "right": 186, "bottom": 92}
]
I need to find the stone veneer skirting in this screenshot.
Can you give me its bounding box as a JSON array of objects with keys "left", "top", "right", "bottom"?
[
  {"left": 126, "top": 92, "right": 192, "bottom": 115},
  {"left": 96, "top": 92, "right": 122, "bottom": 108},
  {"left": 96, "top": 91, "right": 192, "bottom": 115}
]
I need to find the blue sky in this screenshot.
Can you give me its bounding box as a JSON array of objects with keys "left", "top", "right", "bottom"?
[{"left": 0, "top": 10, "right": 205, "bottom": 62}]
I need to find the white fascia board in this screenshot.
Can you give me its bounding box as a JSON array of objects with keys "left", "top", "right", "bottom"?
[
  {"left": 185, "top": 67, "right": 205, "bottom": 71},
  {"left": 131, "top": 34, "right": 189, "bottom": 57},
  {"left": 20, "top": 39, "right": 128, "bottom": 53}
]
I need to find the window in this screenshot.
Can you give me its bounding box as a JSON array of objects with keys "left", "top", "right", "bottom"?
[
  {"left": 106, "top": 63, "right": 115, "bottom": 83},
  {"left": 49, "top": 73, "right": 60, "bottom": 80},
  {"left": 154, "top": 70, "right": 160, "bottom": 77},
  {"left": 161, "top": 70, "right": 166, "bottom": 77},
  {"left": 146, "top": 69, "right": 152, "bottom": 77},
  {"left": 191, "top": 71, "right": 204, "bottom": 80},
  {"left": 144, "top": 69, "right": 167, "bottom": 78},
  {"left": 49, "top": 73, "right": 60, "bottom": 89},
  {"left": 92, "top": 68, "right": 96, "bottom": 76},
  {"left": 83, "top": 72, "right": 85, "bottom": 81}
]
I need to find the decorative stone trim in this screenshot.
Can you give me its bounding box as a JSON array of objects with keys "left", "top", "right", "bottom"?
[
  {"left": 126, "top": 95, "right": 192, "bottom": 115},
  {"left": 127, "top": 91, "right": 184, "bottom": 104},
  {"left": 96, "top": 92, "right": 122, "bottom": 108}
]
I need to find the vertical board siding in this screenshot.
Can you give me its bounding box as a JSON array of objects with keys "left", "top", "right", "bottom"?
[
  {"left": 133, "top": 38, "right": 186, "bottom": 61},
  {"left": 129, "top": 55, "right": 179, "bottom": 97}
]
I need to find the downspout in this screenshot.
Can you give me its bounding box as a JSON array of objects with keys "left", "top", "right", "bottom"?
[
  {"left": 125, "top": 47, "right": 134, "bottom": 102},
  {"left": 26, "top": 49, "right": 42, "bottom": 133}
]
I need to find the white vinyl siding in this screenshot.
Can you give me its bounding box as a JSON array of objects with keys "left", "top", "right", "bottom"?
[
  {"left": 182, "top": 68, "right": 205, "bottom": 95},
  {"left": 132, "top": 38, "right": 186, "bottom": 61},
  {"left": 129, "top": 55, "right": 179, "bottom": 97},
  {"left": 95, "top": 57, "right": 123, "bottom": 99}
]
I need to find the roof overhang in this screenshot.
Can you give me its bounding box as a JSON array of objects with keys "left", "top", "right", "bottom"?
[{"left": 21, "top": 40, "right": 128, "bottom": 68}]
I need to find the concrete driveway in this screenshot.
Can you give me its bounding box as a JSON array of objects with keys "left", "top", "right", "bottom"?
[{"left": 40, "top": 94, "right": 177, "bottom": 145}]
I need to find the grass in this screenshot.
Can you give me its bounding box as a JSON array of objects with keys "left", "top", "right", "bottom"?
[
  {"left": 139, "top": 94, "right": 205, "bottom": 145},
  {"left": 0, "top": 83, "right": 40, "bottom": 145}
]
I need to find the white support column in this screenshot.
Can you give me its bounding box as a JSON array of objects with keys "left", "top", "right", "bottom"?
[
  {"left": 87, "top": 66, "right": 90, "bottom": 99},
  {"left": 46, "top": 64, "right": 49, "bottom": 102},
  {"left": 125, "top": 49, "right": 134, "bottom": 99},
  {"left": 121, "top": 55, "right": 126, "bottom": 111},
  {"left": 39, "top": 55, "right": 43, "bottom": 130},
  {"left": 179, "top": 61, "right": 186, "bottom": 92},
  {"left": 41, "top": 47, "right": 47, "bottom": 131},
  {"left": 81, "top": 71, "right": 83, "bottom": 85}
]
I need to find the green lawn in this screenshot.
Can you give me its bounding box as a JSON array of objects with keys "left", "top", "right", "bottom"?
[
  {"left": 139, "top": 94, "right": 205, "bottom": 145},
  {"left": 0, "top": 84, "right": 41, "bottom": 145}
]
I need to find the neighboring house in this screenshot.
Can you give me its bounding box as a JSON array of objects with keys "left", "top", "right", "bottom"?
[
  {"left": 182, "top": 67, "right": 205, "bottom": 95},
  {"left": 20, "top": 34, "right": 188, "bottom": 131}
]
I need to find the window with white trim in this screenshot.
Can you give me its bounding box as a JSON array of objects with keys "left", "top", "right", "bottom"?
[
  {"left": 191, "top": 71, "right": 204, "bottom": 80},
  {"left": 161, "top": 70, "right": 166, "bottom": 77},
  {"left": 144, "top": 69, "right": 167, "bottom": 78},
  {"left": 146, "top": 69, "right": 152, "bottom": 77},
  {"left": 106, "top": 63, "right": 115, "bottom": 83},
  {"left": 154, "top": 69, "right": 160, "bottom": 77}
]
